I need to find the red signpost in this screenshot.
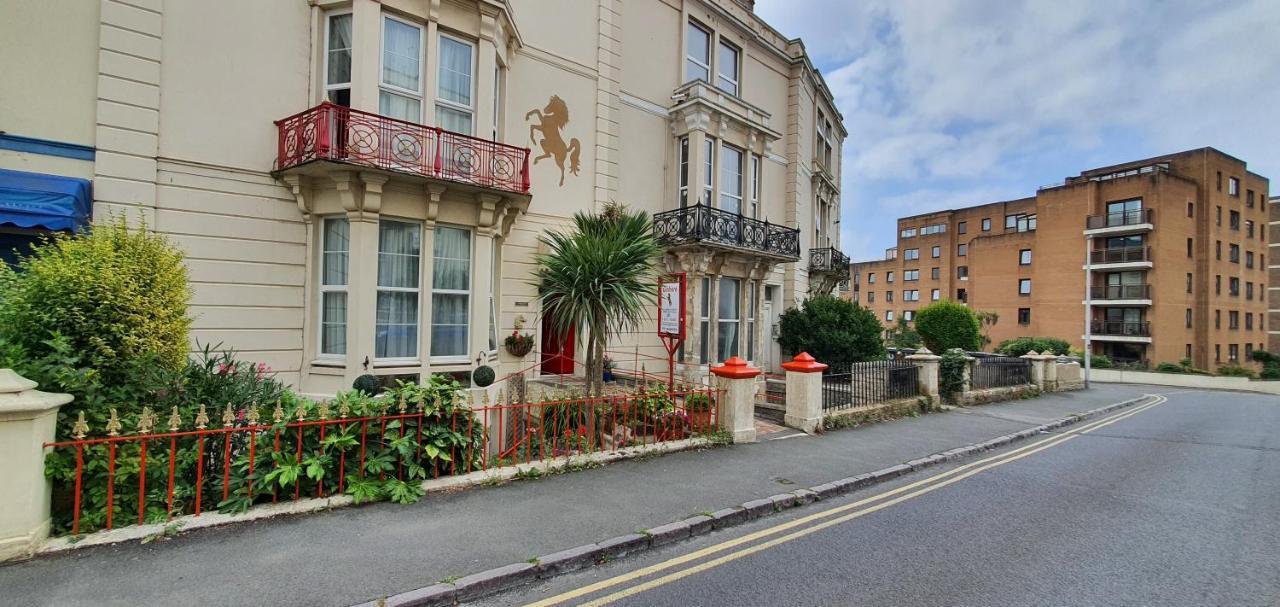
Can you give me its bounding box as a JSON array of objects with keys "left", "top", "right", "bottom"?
[{"left": 658, "top": 273, "right": 687, "bottom": 387}]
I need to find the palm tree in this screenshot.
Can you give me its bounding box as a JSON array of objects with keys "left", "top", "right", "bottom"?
[{"left": 534, "top": 202, "right": 663, "bottom": 396}]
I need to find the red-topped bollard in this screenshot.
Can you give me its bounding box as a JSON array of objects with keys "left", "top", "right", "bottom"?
[
  {"left": 710, "top": 356, "right": 761, "bottom": 443},
  {"left": 782, "top": 352, "right": 826, "bottom": 433}
]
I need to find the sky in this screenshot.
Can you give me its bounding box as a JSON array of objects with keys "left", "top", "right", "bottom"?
[{"left": 755, "top": 0, "right": 1280, "bottom": 262}]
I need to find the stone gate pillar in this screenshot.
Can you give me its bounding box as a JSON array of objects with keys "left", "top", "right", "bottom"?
[
  {"left": 782, "top": 352, "right": 827, "bottom": 434},
  {"left": 0, "top": 369, "right": 72, "bottom": 562}
]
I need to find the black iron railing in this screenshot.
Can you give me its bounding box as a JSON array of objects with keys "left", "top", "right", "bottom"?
[
  {"left": 1090, "top": 284, "right": 1151, "bottom": 300},
  {"left": 1089, "top": 246, "right": 1150, "bottom": 264},
  {"left": 970, "top": 356, "right": 1031, "bottom": 390},
  {"left": 809, "top": 247, "right": 850, "bottom": 273},
  {"left": 1091, "top": 320, "right": 1151, "bottom": 336},
  {"left": 1086, "top": 209, "right": 1153, "bottom": 230},
  {"left": 653, "top": 203, "right": 800, "bottom": 259},
  {"left": 822, "top": 360, "right": 920, "bottom": 410}
]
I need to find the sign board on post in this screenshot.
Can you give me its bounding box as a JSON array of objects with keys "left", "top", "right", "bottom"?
[{"left": 657, "top": 273, "right": 686, "bottom": 386}]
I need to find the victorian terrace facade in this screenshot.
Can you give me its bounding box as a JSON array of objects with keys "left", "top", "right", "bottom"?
[
  {"left": 852, "top": 148, "right": 1269, "bottom": 370},
  {"left": 0, "top": 0, "right": 846, "bottom": 394}
]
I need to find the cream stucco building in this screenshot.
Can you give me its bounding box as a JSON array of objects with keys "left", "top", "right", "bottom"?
[{"left": 0, "top": 0, "right": 845, "bottom": 394}]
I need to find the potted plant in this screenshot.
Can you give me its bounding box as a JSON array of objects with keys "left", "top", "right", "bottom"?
[
  {"left": 504, "top": 331, "right": 535, "bottom": 358},
  {"left": 684, "top": 392, "right": 714, "bottom": 429},
  {"left": 602, "top": 356, "right": 616, "bottom": 383}
]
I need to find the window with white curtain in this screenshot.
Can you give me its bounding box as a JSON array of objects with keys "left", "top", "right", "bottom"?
[
  {"left": 431, "top": 226, "right": 471, "bottom": 359},
  {"left": 717, "top": 278, "right": 740, "bottom": 362},
  {"left": 320, "top": 218, "right": 349, "bottom": 357},
  {"left": 746, "top": 281, "right": 756, "bottom": 361},
  {"left": 487, "top": 239, "right": 498, "bottom": 354},
  {"left": 719, "top": 144, "right": 743, "bottom": 214},
  {"left": 685, "top": 21, "right": 711, "bottom": 83},
  {"left": 678, "top": 137, "right": 689, "bottom": 207},
  {"left": 717, "top": 40, "right": 739, "bottom": 95},
  {"left": 749, "top": 155, "right": 759, "bottom": 218},
  {"left": 379, "top": 15, "right": 422, "bottom": 122},
  {"left": 703, "top": 139, "right": 714, "bottom": 205},
  {"left": 375, "top": 220, "right": 421, "bottom": 360},
  {"left": 436, "top": 34, "right": 475, "bottom": 134},
  {"left": 325, "top": 13, "right": 352, "bottom": 106},
  {"left": 699, "top": 277, "right": 710, "bottom": 363}
]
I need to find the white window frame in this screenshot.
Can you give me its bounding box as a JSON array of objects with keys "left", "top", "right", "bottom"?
[
  {"left": 1019, "top": 249, "right": 1032, "bottom": 265},
  {"left": 904, "top": 248, "right": 919, "bottom": 261},
  {"left": 746, "top": 281, "right": 757, "bottom": 362},
  {"left": 429, "top": 224, "right": 473, "bottom": 364},
  {"left": 703, "top": 138, "right": 714, "bottom": 205},
  {"left": 719, "top": 142, "right": 743, "bottom": 213},
  {"left": 436, "top": 32, "right": 477, "bottom": 134},
  {"left": 716, "top": 39, "right": 740, "bottom": 95},
  {"left": 378, "top": 13, "right": 424, "bottom": 121},
  {"left": 318, "top": 217, "right": 349, "bottom": 360},
  {"left": 1229, "top": 177, "right": 1240, "bottom": 196},
  {"left": 749, "top": 155, "right": 760, "bottom": 218},
  {"left": 1019, "top": 278, "right": 1032, "bottom": 295},
  {"left": 699, "top": 277, "right": 711, "bottom": 364},
  {"left": 374, "top": 218, "right": 423, "bottom": 364},
  {"left": 324, "top": 11, "right": 354, "bottom": 103},
  {"left": 931, "top": 289, "right": 940, "bottom": 301},
  {"left": 886, "top": 310, "right": 894, "bottom": 322},
  {"left": 678, "top": 137, "right": 690, "bottom": 207},
  {"left": 717, "top": 277, "right": 740, "bottom": 362},
  {"left": 685, "top": 21, "right": 712, "bottom": 84}
]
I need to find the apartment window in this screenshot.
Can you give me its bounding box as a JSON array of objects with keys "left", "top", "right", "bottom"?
[
  {"left": 887, "top": 271, "right": 895, "bottom": 283},
  {"left": 1215, "top": 309, "right": 1221, "bottom": 329},
  {"left": 699, "top": 277, "right": 710, "bottom": 363},
  {"left": 1229, "top": 311, "right": 1240, "bottom": 329},
  {"left": 1246, "top": 251, "right": 1255, "bottom": 269},
  {"left": 703, "top": 139, "right": 714, "bottom": 203},
  {"left": 1216, "top": 206, "right": 1222, "bottom": 226},
  {"left": 685, "top": 21, "right": 711, "bottom": 83},
  {"left": 1247, "top": 190, "right": 1255, "bottom": 208},
  {"left": 1019, "top": 249, "right": 1031, "bottom": 265},
  {"left": 1186, "top": 344, "right": 1192, "bottom": 359},
  {"left": 325, "top": 13, "right": 353, "bottom": 105},
  {"left": 1215, "top": 344, "right": 1221, "bottom": 362},
  {"left": 1230, "top": 277, "right": 1240, "bottom": 296},
  {"left": 375, "top": 220, "right": 423, "bottom": 360},
  {"left": 1215, "top": 275, "right": 1220, "bottom": 295},
  {"left": 931, "top": 288, "right": 940, "bottom": 301},
  {"left": 1229, "top": 344, "right": 1239, "bottom": 362},
  {"left": 380, "top": 16, "right": 423, "bottom": 122},
  {"left": 931, "top": 267, "right": 940, "bottom": 279},
  {"left": 957, "top": 288, "right": 967, "bottom": 303},
  {"left": 867, "top": 291, "right": 875, "bottom": 303},
  {"left": 1186, "top": 272, "right": 1192, "bottom": 293},
  {"left": 957, "top": 266, "right": 969, "bottom": 279},
  {"left": 921, "top": 223, "right": 947, "bottom": 235},
  {"left": 904, "top": 269, "right": 919, "bottom": 281},
  {"left": 958, "top": 221, "right": 967, "bottom": 234},
  {"left": 319, "top": 218, "right": 350, "bottom": 356},
  {"left": 1216, "top": 171, "right": 1222, "bottom": 191},
  {"left": 957, "top": 243, "right": 967, "bottom": 256},
  {"left": 886, "top": 310, "right": 894, "bottom": 322},
  {"left": 1229, "top": 176, "right": 1240, "bottom": 196},
  {"left": 931, "top": 246, "right": 940, "bottom": 258},
  {"left": 1229, "top": 243, "right": 1240, "bottom": 263},
  {"left": 1018, "top": 308, "right": 1031, "bottom": 325},
  {"left": 903, "top": 310, "right": 914, "bottom": 321},
  {"left": 1246, "top": 220, "right": 1255, "bottom": 238},
  {"left": 816, "top": 113, "right": 834, "bottom": 168},
  {"left": 749, "top": 156, "right": 760, "bottom": 218},
  {"left": 1216, "top": 240, "right": 1221, "bottom": 260},
  {"left": 1247, "top": 282, "right": 1254, "bottom": 300},
  {"left": 717, "top": 40, "right": 740, "bottom": 95},
  {"left": 1246, "top": 343, "right": 1254, "bottom": 358},
  {"left": 900, "top": 227, "right": 917, "bottom": 238},
  {"left": 677, "top": 138, "right": 689, "bottom": 206},
  {"left": 717, "top": 278, "right": 740, "bottom": 361},
  {"left": 429, "top": 225, "right": 472, "bottom": 360},
  {"left": 437, "top": 34, "right": 475, "bottom": 133},
  {"left": 1187, "top": 238, "right": 1193, "bottom": 257},
  {"left": 746, "top": 281, "right": 756, "bottom": 361},
  {"left": 868, "top": 273, "right": 875, "bottom": 284},
  {"left": 886, "top": 291, "right": 894, "bottom": 303},
  {"left": 1005, "top": 214, "right": 1018, "bottom": 229},
  {"left": 719, "top": 143, "right": 744, "bottom": 213},
  {"left": 1186, "top": 308, "right": 1192, "bottom": 329},
  {"left": 1187, "top": 201, "right": 1194, "bottom": 217},
  {"left": 1018, "top": 279, "right": 1032, "bottom": 295},
  {"left": 981, "top": 218, "right": 991, "bottom": 231},
  {"left": 1230, "top": 210, "right": 1241, "bottom": 230},
  {"left": 904, "top": 290, "right": 920, "bottom": 302},
  {"left": 1246, "top": 312, "right": 1254, "bottom": 331},
  {"left": 904, "top": 248, "right": 919, "bottom": 261}
]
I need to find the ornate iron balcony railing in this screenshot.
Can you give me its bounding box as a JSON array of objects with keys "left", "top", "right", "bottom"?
[
  {"left": 653, "top": 203, "right": 800, "bottom": 260},
  {"left": 275, "top": 102, "right": 531, "bottom": 194},
  {"left": 809, "top": 247, "right": 850, "bottom": 273}
]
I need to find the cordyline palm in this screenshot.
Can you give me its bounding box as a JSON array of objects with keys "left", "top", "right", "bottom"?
[{"left": 534, "top": 203, "right": 663, "bottom": 396}]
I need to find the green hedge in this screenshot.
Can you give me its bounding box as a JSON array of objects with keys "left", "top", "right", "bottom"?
[
  {"left": 914, "top": 301, "right": 980, "bottom": 353},
  {"left": 995, "top": 337, "right": 1071, "bottom": 357},
  {"left": 777, "top": 295, "right": 885, "bottom": 363}
]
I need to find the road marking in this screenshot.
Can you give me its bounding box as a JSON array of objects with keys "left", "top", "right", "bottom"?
[{"left": 523, "top": 395, "right": 1166, "bottom": 607}]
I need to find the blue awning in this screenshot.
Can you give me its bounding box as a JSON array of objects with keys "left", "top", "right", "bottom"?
[{"left": 0, "top": 168, "right": 92, "bottom": 232}]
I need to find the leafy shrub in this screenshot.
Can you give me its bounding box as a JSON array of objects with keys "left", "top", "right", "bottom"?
[
  {"left": 1252, "top": 351, "right": 1280, "bottom": 379},
  {"left": 886, "top": 318, "right": 922, "bottom": 349},
  {"left": 472, "top": 365, "right": 495, "bottom": 387},
  {"left": 1154, "top": 362, "right": 1184, "bottom": 373},
  {"left": 1217, "top": 364, "right": 1256, "bottom": 378},
  {"left": 0, "top": 218, "right": 190, "bottom": 384},
  {"left": 777, "top": 295, "right": 885, "bottom": 363},
  {"left": 914, "top": 301, "right": 981, "bottom": 353},
  {"left": 938, "top": 348, "right": 969, "bottom": 402},
  {"left": 995, "top": 337, "right": 1071, "bottom": 357},
  {"left": 352, "top": 374, "right": 380, "bottom": 394},
  {"left": 1088, "top": 354, "right": 1113, "bottom": 368},
  {"left": 685, "top": 392, "right": 714, "bottom": 412}
]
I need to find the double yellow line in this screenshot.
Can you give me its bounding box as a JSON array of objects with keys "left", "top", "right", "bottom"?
[{"left": 525, "top": 394, "right": 1168, "bottom": 607}]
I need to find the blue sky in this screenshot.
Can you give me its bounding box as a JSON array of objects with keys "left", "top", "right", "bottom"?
[{"left": 756, "top": 0, "right": 1280, "bottom": 262}]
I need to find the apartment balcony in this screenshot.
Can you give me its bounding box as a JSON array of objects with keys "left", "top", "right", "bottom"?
[
  {"left": 274, "top": 102, "right": 531, "bottom": 195},
  {"left": 1085, "top": 245, "right": 1153, "bottom": 270},
  {"left": 1089, "top": 320, "right": 1152, "bottom": 343},
  {"left": 809, "top": 246, "right": 851, "bottom": 295},
  {"left": 1084, "top": 209, "right": 1154, "bottom": 237},
  {"left": 1088, "top": 284, "right": 1152, "bottom": 305},
  {"left": 653, "top": 203, "right": 800, "bottom": 262}
]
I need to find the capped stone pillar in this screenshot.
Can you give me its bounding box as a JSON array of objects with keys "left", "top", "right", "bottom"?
[
  {"left": 710, "top": 356, "right": 760, "bottom": 443},
  {"left": 906, "top": 347, "right": 941, "bottom": 398},
  {"left": 1020, "top": 351, "right": 1059, "bottom": 391},
  {"left": 0, "top": 370, "right": 73, "bottom": 561},
  {"left": 782, "top": 352, "right": 827, "bottom": 434}
]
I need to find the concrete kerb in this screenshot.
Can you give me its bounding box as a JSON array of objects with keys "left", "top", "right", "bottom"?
[{"left": 358, "top": 392, "right": 1157, "bottom": 607}]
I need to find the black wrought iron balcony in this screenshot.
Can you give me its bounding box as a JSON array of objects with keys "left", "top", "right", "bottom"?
[
  {"left": 809, "top": 247, "right": 850, "bottom": 273},
  {"left": 1086, "top": 209, "right": 1153, "bottom": 230},
  {"left": 1091, "top": 320, "right": 1151, "bottom": 336},
  {"left": 1090, "top": 284, "right": 1151, "bottom": 300},
  {"left": 1089, "top": 246, "right": 1150, "bottom": 264},
  {"left": 653, "top": 203, "right": 800, "bottom": 261}
]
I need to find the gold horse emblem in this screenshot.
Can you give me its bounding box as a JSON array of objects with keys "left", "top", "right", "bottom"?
[{"left": 525, "top": 95, "right": 581, "bottom": 187}]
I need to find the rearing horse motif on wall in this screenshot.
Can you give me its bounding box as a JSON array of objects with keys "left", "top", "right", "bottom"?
[{"left": 525, "top": 95, "right": 581, "bottom": 187}]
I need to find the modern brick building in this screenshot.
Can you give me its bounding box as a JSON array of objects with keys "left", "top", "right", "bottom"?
[
  {"left": 851, "top": 148, "right": 1269, "bottom": 370},
  {"left": 0, "top": 0, "right": 847, "bottom": 394},
  {"left": 1271, "top": 195, "right": 1280, "bottom": 353}
]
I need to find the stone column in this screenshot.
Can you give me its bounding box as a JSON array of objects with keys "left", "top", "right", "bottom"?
[
  {"left": 709, "top": 356, "right": 760, "bottom": 443},
  {"left": 782, "top": 352, "right": 827, "bottom": 434},
  {"left": 906, "top": 347, "right": 941, "bottom": 398},
  {"left": 962, "top": 353, "right": 976, "bottom": 394},
  {"left": 0, "top": 370, "right": 72, "bottom": 562},
  {"left": 1021, "top": 351, "right": 1059, "bottom": 391}
]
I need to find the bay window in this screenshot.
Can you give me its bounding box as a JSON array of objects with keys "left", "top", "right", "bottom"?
[
  {"left": 678, "top": 137, "right": 689, "bottom": 207},
  {"left": 699, "top": 277, "right": 710, "bottom": 363},
  {"left": 749, "top": 155, "right": 760, "bottom": 218},
  {"left": 379, "top": 15, "right": 423, "bottom": 122},
  {"left": 430, "top": 226, "right": 471, "bottom": 359},
  {"left": 685, "top": 21, "right": 711, "bottom": 83},
  {"left": 719, "top": 144, "right": 743, "bottom": 213},
  {"left": 436, "top": 34, "right": 475, "bottom": 134},
  {"left": 375, "top": 220, "right": 421, "bottom": 360},
  {"left": 325, "top": 13, "right": 352, "bottom": 106},
  {"left": 746, "top": 281, "right": 757, "bottom": 362},
  {"left": 717, "top": 278, "right": 740, "bottom": 361},
  {"left": 320, "top": 218, "right": 350, "bottom": 357},
  {"left": 703, "top": 139, "right": 714, "bottom": 204},
  {"left": 717, "top": 40, "right": 740, "bottom": 95}
]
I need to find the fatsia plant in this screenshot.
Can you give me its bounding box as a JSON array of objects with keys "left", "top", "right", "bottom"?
[{"left": 534, "top": 202, "right": 663, "bottom": 396}]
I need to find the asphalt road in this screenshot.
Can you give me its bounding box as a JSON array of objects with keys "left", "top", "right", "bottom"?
[{"left": 482, "top": 388, "right": 1280, "bottom": 607}]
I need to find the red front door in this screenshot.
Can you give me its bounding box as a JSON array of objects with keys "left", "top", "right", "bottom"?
[{"left": 540, "top": 314, "right": 575, "bottom": 375}]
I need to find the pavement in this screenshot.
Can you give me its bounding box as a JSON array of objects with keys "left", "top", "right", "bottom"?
[
  {"left": 481, "top": 387, "right": 1280, "bottom": 607},
  {"left": 0, "top": 383, "right": 1159, "bottom": 606}
]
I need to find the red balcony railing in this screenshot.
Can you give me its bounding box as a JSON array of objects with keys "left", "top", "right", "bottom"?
[{"left": 275, "top": 102, "right": 531, "bottom": 194}]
